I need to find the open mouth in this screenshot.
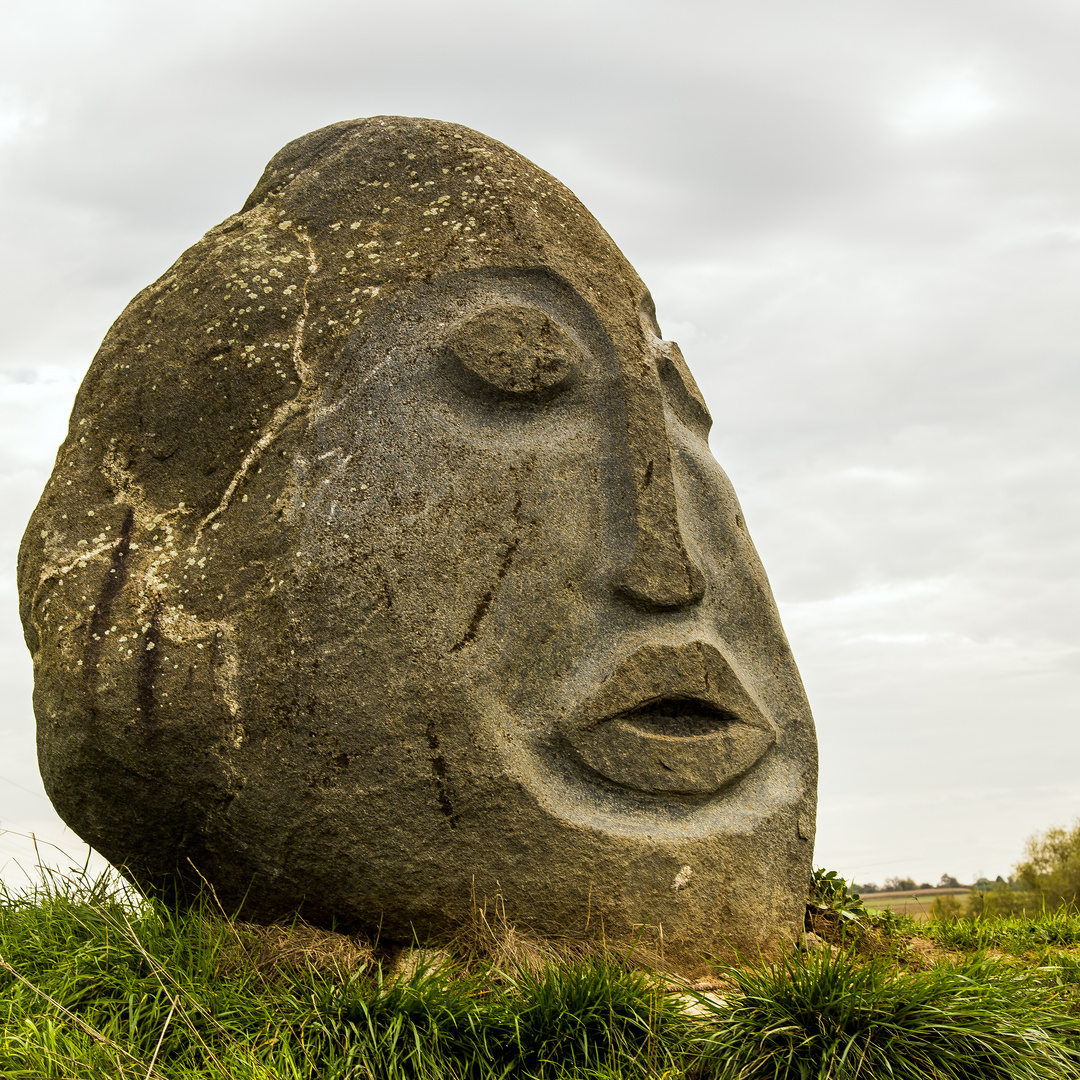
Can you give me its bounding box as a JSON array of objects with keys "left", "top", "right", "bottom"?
[
  {"left": 618, "top": 697, "right": 739, "bottom": 738},
  {"left": 558, "top": 643, "right": 777, "bottom": 795}
]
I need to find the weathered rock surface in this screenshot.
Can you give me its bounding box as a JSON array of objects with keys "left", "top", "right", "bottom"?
[{"left": 19, "top": 117, "right": 817, "bottom": 974}]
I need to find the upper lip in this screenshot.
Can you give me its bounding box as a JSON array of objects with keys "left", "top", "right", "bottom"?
[
  {"left": 558, "top": 641, "right": 777, "bottom": 795},
  {"left": 574, "top": 640, "right": 773, "bottom": 730}
]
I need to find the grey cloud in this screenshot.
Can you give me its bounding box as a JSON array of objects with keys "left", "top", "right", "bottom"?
[{"left": 1, "top": 0, "right": 1078, "bottom": 887}]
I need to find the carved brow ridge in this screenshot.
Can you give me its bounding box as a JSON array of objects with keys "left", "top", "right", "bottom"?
[{"left": 657, "top": 342, "right": 713, "bottom": 431}]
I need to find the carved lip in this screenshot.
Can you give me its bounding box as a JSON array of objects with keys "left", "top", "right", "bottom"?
[{"left": 558, "top": 642, "right": 776, "bottom": 795}]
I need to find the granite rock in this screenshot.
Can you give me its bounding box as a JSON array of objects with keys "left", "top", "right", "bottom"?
[{"left": 19, "top": 117, "right": 817, "bottom": 974}]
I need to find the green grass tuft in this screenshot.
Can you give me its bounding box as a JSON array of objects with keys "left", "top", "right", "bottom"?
[
  {"left": 923, "top": 907, "right": 1080, "bottom": 954},
  {"left": 693, "top": 947, "right": 1080, "bottom": 1079},
  {"left": 3, "top": 865, "right": 1080, "bottom": 1078}
]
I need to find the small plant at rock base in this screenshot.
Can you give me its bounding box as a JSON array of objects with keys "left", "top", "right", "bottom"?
[{"left": 808, "top": 867, "right": 870, "bottom": 926}]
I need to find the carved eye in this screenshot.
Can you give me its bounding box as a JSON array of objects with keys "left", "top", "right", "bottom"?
[{"left": 447, "top": 305, "right": 579, "bottom": 396}]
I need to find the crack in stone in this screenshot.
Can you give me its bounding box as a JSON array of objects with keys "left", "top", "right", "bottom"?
[
  {"left": 192, "top": 229, "right": 320, "bottom": 548},
  {"left": 424, "top": 719, "right": 459, "bottom": 828},
  {"left": 137, "top": 598, "right": 163, "bottom": 727},
  {"left": 82, "top": 508, "right": 135, "bottom": 713},
  {"left": 450, "top": 537, "right": 519, "bottom": 652},
  {"left": 49, "top": 537, "right": 122, "bottom": 580}
]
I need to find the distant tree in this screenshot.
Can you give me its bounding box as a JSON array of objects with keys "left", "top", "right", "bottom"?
[
  {"left": 884, "top": 876, "right": 917, "bottom": 892},
  {"left": 970, "top": 874, "right": 1026, "bottom": 891},
  {"left": 967, "top": 881, "right": 1038, "bottom": 918},
  {"left": 938, "top": 874, "right": 961, "bottom": 888},
  {"left": 918, "top": 882, "right": 932, "bottom": 890},
  {"left": 856, "top": 882, "right": 880, "bottom": 893},
  {"left": 1015, "top": 819, "right": 1080, "bottom": 909}
]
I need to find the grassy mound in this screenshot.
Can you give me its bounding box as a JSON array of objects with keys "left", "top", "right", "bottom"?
[{"left": 2, "top": 868, "right": 1079, "bottom": 1078}]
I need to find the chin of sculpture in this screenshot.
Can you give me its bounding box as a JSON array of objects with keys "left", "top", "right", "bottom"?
[{"left": 19, "top": 116, "right": 817, "bottom": 975}]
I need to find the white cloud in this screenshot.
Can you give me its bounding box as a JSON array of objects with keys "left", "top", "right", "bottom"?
[
  {"left": 892, "top": 67, "right": 1002, "bottom": 137},
  {"left": 0, "top": 103, "right": 45, "bottom": 145}
]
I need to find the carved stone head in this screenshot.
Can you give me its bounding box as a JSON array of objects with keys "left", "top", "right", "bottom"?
[{"left": 19, "top": 117, "right": 817, "bottom": 972}]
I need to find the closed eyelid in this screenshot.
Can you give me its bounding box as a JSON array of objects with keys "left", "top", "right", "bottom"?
[{"left": 446, "top": 304, "right": 582, "bottom": 397}]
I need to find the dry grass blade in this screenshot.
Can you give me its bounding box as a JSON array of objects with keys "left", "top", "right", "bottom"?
[
  {"left": 109, "top": 906, "right": 234, "bottom": 1077},
  {"left": 143, "top": 994, "right": 177, "bottom": 1080},
  {"left": 235, "top": 920, "right": 375, "bottom": 979},
  {"left": 454, "top": 886, "right": 667, "bottom": 980},
  {"left": 184, "top": 857, "right": 374, "bottom": 980}
]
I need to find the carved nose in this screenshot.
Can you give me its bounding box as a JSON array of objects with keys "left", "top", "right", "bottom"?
[
  {"left": 616, "top": 523, "right": 707, "bottom": 609},
  {"left": 613, "top": 377, "right": 707, "bottom": 610}
]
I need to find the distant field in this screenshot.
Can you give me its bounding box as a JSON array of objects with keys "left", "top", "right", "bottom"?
[{"left": 860, "top": 887, "right": 970, "bottom": 920}]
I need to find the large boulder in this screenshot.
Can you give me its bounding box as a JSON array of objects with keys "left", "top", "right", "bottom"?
[{"left": 19, "top": 117, "right": 817, "bottom": 973}]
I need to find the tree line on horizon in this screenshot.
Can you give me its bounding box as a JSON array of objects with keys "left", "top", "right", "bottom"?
[
  {"left": 852, "top": 819, "right": 1080, "bottom": 910},
  {"left": 856, "top": 874, "right": 963, "bottom": 894}
]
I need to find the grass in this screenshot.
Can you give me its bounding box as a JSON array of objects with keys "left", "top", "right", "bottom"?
[
  {"left": 922, "top": 906, "right": 1080, "bottom": 953},
  {"left": 2, "top": 865, "right": 1080, "bottom": 1078},
  {"left": 697, "top": 950, "right": 1080, "bottom": 1079}
]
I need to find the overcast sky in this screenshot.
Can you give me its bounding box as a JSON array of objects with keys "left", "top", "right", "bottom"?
[{"left": 2, "top": 0, "right": 1077, "bottom": 891}]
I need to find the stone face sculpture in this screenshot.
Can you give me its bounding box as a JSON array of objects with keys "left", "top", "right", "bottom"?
[{"left": 19, "top": 117, "right": 817, "bottom": 972}]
